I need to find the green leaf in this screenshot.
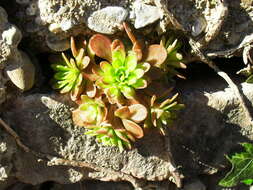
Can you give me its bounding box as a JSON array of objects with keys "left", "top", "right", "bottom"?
[
  {"left": 246, "top": 75, "right": 253, "bottom": 83},
  {"left": 132, "top": 78, "right": 147, "bottom": 89},
  {"left": 125, "top": 51, "right": 137, "bottom": 72},
  {"left": 242, "top": 179, "right": 253, "bottom": 185},
  {"left": 121, "top": 86, "right": 135, "bottom": 99},
  {"left": 219, "top": 143, "right": 253, "bottom": 187},
  {"left": 112, "top": 50, "right": 125, "bottom": 68},
  {"left": 51, "top": 64, "right": 69, "bottom": 72}
]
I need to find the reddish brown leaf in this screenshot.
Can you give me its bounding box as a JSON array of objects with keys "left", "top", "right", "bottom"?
[
  {"left": 123, "top": 22, "right": 137, "bottom": 45},
  {"left": 72, "top": 109, "right": 84, "bottom": 127},
  {"left": 71, "top": 36, "right": 78, "bottom": 57},
  {"left": 111, "top": 39, "right": 125, "bottom": 53},
  {"left": 122, "top": 119, "right": 144, "bottom": 139},
  {"left": 96, "top": 128, "right": 109, "bottom": 135},
  {"left": 145, "top": 44, "right": 167, "bottom": 66},
  {"left": 86, "top": 80, "right": 97, "bottom": 98},
  {"left": 128, "top": 104, "right": 147, "bottom": 123},
  {"left": 115, "top": 106, "right": 131, "bottom": 119},
  {"left": 89, "top": 34, "right": 112, "bottom": 62}
]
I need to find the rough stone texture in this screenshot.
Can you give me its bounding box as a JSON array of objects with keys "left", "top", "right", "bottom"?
[
  {"left": 88, "top": 6, "right": 128, "bottom": 34},
  {"left": 1, "top": 77, "right": 253, "bottom": 189},
  {"left": 0, "top": 0, "right": 253, "bottom": 189},
  {"left": 0, "top": 6, "right": 35, "bottom": 94},
  {"left": 0, "top": 6, "right": 22, "bottom": 67},
  {"left": 0, "top": 127, "right": 17, "bottom": 190},
  {"left": 183, "top": 179, "right": 206, "bottom": 190},
  {"left": 0, "top": 0, "right": 251, "bottom": 59},
  {"left": 1, "top": 93, "right": 179, "bottom": 189},
  {"left": 0, "top": 72, "right": 7, "bottom": 104},
  {"left": 130, "top": 1, "right": 161, "bottom": 29}
]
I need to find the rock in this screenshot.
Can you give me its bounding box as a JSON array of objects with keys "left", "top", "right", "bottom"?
[
  {"left": 6, "top": 51, "right": 35, "bottom": 91},
  {"left": 46, "top": 34, "right": 70, "bottom": 52},
  {"left": 0, "top": 6, "right": 35, "bottom": 91},
  {"left": 5, "top": 0, "right": 252, "bottom": 59},
  {"left": 2, "top": 93, "right": 181, "bottom": 189},
  {"left": 169, "top": 78, "right": 253, "bottom": 177},
  {"left": 2, "top": 76, "right": 253, "bottom": 188},
  {"left": 0, "top": 72, "right": 6, "bottom": 104},
  {"left": 191, "top": 16, "right": 206, "bottom": 37},
  {"left": 183, "top": 179, "right": 206, "bottom": 190},
  {"left": 52, "top": 181, "right": 133, "bottom": 190},
  {"left": 0, "top": 126, "right": 17, "bottom": 189},
  {"left": 88, "top": 6, "right": 128, "bottom": 34},
  {"left": 131, "top": 1, "right": 161, "bottom": 29}
]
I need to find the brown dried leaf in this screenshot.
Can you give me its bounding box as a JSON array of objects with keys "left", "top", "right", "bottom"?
[
  {"left": 150, "top": 95, "right": 156, "bottom": 107},
  {"left": 83, "top": 64, "right": 100, "bottom": 81}
]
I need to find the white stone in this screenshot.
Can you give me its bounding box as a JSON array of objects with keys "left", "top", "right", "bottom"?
[
  {"left": 0, "top": 167, "right": 8, "bottom": 181},
  {"left": 88, "top": 6, "right": 128, "bottom": 34},
  {"left": 132, "top": 1, "right": 161, "bottom": 29},
  {"left": 60, "top": 19, "right": 73, "bottom": 31}
]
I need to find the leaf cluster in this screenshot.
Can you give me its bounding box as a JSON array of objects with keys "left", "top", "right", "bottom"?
[
  {"left": 219, "top": 143, "right": 253, "bottom": 187},
  {"left": 50, "top": 23, "right": 185, "bottom": 151}
]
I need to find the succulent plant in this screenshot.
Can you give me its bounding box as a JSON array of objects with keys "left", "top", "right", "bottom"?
[
  {"left": 146, "top": 93, "right": 185, "bottom": 135},
  {"left": 51, "top": 37, "right": 91, "bottom": 101},
  {"left": 115, "top": 103, "right": 148, "bottom": 138},
  {"left": 72, "top": 95, "right": 107, "bottom": 127},
  {"left": 90, "top": 34, "right": 150, "bottom": 104},
  {"left": 160, "top": 36, "right": 186, "bottom": 79},
  {"left": 51, "top": 23, "right": 185, "bottom": 151},
  {"left": 84, "top": 122, "right": 135, "bottom": 152}
]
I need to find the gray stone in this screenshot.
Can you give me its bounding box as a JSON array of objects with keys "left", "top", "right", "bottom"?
[
  {"left": 132, "top": 1, "right": 161, "bottom": 29},
  {"left": 0, "top": 72, "right": 6, "bottom": 104},
  {"left": 0, "top": 6, "right": 35, "bottom": 92},
  {"left": 2, "top": 77, "right": 253, "bottom": 188},
  {"left": 2, "top": 93, "right": 181, "bottom": 189},
  {"left": 191, "top": 16, "right": 206, "bottom": 37},
  {"left": 183, "top": 180, "right": 206, "bottom": 190},
  {"left": 88, "top": 6, "right": 128, "bottom": 34},
  {"left": 5, "top": 0, "right": 253, "bottom": 59},
  {"left": 6, "top": 51, "right": 35, "bottom": 91}
]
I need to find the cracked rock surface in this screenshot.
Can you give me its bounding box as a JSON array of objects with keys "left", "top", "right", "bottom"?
[
  {"left": 1, "top": 78, "right": 253, "bottom": 189},
  {"left": 0, "top": 0, "right": 251, "bottom": 58},
  {"left": 1, "top": 93, "right": 180, "bottom": 189}
]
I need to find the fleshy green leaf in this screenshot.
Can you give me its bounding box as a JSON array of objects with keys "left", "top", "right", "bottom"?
[
  {"left": 242, "top": 179, "right": 253, "bottom": 185},
  {"left": 112, "top": 50, "right": 125, "bottom": 68},
  {"left": 125, "top": 51, "right": 137, "bottom": 72},
  {"left": 132, "top": 78, "right": 147, "bottom": 89},
  {"left": 219, "top": 143, "right": 253, "bottom": 187},
  {"left": 51, "top": 64, "right": 69, "bottom": 72},
  {"left": 121, "top": 86, "right": 135, "bottom": 99}
]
